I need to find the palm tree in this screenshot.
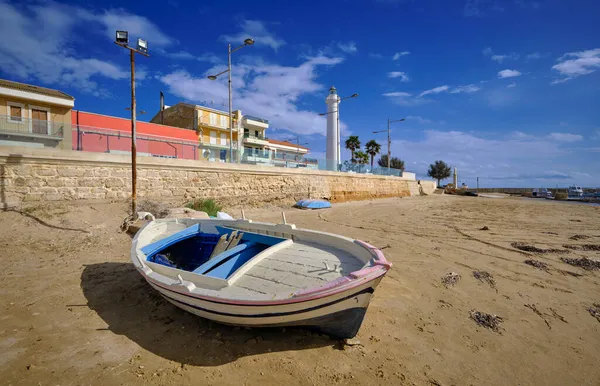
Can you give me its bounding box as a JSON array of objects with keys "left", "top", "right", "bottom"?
[
  {"left": 354, "top": 151, "right": 369, "bottom": 165},
  {"left": 365, "top": 140, "right": 381, "bottom": 169},
  {"left": 345, "top": 136, "right": 361, "bottom": 163}
]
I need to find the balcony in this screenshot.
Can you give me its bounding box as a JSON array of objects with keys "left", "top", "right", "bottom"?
[
  {"left": 0, "top": 114, "right": 64, "bottom": 141},
  {"left": 242, "top": 115, "right": 269, "bottom": 129},
  {"left": 242, "top": 132, "right": 269, "bottom": 145},
  {"left": 200, "top": 140, "right": 238, "bottom": 150}
]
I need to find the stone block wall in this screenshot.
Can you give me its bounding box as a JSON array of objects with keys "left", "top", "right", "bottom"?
[{"left": 0, "top": 147, "right": 436, "bottom": 208}]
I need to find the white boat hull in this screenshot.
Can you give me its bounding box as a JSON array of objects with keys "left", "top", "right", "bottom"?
[
  {"left": 131, "top": 218, "right": 391, "bottom": 338},
  {"left": 148, "top": 277, "right": 382, "bottom": 338}
]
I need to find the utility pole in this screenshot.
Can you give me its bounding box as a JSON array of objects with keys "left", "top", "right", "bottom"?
[
  {"left": 387, "top": 118, "right": 391, "bottom": 169},
  {"left": 115, "top": 31, "right": 149, "bottom": 217},
  {"left": 477, "top": 177, "right": 479, "bottom": 193}
]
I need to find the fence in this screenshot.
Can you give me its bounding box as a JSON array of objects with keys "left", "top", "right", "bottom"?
[{"left": 70, "top": 124, "right": 414, "bottom": 179}]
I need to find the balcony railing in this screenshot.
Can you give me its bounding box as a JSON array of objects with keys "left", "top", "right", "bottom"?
[
  {"left": 0, "top": 114, "right": 64, "bottom": 140},
  {"left": 242, "top": 115, "right": 269, "bottom": 124},
  {"left": 243, "top": 133, "right": 267, "bottom": 140}
]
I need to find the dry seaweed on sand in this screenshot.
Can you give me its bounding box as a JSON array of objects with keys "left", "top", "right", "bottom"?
[
  {"left": 441, "top": 272, "right": 461, "bottom": 288},
  {"left": 524, "top": 304, "right": 552, "bottom": 330},
  {"left": 524, "top": 259, "right": 550, "bottom": 271},
  {"left": 569, "top": 234, "right": 590, "bottom": 240},
  {"left": 511, "top": 242, "right": 569, "bottom": 254},
  {"left": 560, "top": 257, "right": 600, "bottom": 271},
  {"left": 473, "top": 270, "right": 497, "bottom": 291},
  {"left": 469, "top": 310, "right": 504, "bottom": 333},
  {"left": 581, "top": 244, "right": 600, "bottom": 251},
  {"left": 588, "top": 304, "right": 600, "bottom": 323}
]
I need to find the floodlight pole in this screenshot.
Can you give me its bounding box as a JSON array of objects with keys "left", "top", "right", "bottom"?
[
  {"left": 130, "top": 49, "right": 137, "bottom": 215},
  {"left": 115, "top": 39, "right": 148, "bottom": 217}
]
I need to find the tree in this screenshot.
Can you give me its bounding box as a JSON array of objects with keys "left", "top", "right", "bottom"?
[
  {"left": 427, "top": 160, "right": 452, "bottom": 187},
  {"left": 354, "top": 150, "right": 369, "bottom": 165},
  {"left": 365, "top": 140, "right": 381, "bottom": 169},
  {"left": 345, "top": 136, "right": 361, "bottom": 163},
  {"left": 377, "top": 154, "right": 405, "bottom": 171}
]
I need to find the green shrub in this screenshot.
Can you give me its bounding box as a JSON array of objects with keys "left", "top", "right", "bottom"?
[{"left": 185, "top": 198, "right": 222, "bottom": 217}]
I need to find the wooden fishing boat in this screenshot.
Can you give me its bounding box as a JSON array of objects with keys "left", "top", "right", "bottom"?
[{"left": 131, "top": 215, "right": 391, "bottom": 338}]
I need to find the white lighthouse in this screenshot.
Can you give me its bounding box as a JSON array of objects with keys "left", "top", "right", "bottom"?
[{"left": 325, "top": 86, "right": 340, "bottom": 171}]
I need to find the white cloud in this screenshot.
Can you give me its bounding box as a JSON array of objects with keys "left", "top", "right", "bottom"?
[
  {"left": 491, "top": 53, "right": 519, "bottom": 63},
  {"left": 220, "top": 20, "right": 285, "bottom": 51},
  {"left": 382, "top": 91, "right": 428, "bottom": 106},
  {"left": 392, "top": 51, "right": 410, "bottom": 60},
  {"left": 498, "top": 69, "right": 522, "bottom": 78},
  {"left": 507, "top": 82, "right": 517, "bottom": 88},
  {"left": 482, "top": 47, "right": 493, "bottom": 56},
  {"left": 0, "top": 2, "right": 150, "bottom": 95},
  {"left": 160, "top": 55, "right": 344, "bottom": 135},
  {"left": 369, "top": 53, "right": 384, "bottom": 59},
  {"left": 552, "top": 48, "right": 600, "bottom": 83},
  {"left": 388, "top": 71, "right": 410, "bottom": 82},
  {"left": 337, "top": 41, "right": 358, "bottom": 54},
  {"left": 383, "top": 92, "right": 412, "bottom": 97},
  {"left": 391, "top": 130, "right": 598, "bottom": 186},
  {"left": 406, "top": 116, "right": 432, "bottom": 124},
  {"left": 548, "top": 133, "right": 583, "bottom": 142},
  {"left": 450, "top": 84, "right": 481, "bottom": 93},
  {"left": 420, "top": 85, "right": 449, "bottom": 97},
  {"left": 526, "top": 52, "right": 542, "bottom": 60},
  {"left": 82, "top": 9, "right": 173, "bottom": 47}
]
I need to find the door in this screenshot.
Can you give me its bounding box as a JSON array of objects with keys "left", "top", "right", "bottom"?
[
  {"left": 32, "top": 109, "right": 48, "bottom": 134},
  {"left": 220, "top": 133, "right": 227, "bottom": 146},
  {"left": 210, "top": 131, "right": 217, "bottom": 144}
]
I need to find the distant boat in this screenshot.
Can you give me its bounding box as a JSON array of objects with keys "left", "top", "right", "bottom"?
[
  {"left": 131, "top": 216, "right": 391, "bottom": 339},
  {"left": 567, "top": 185, "right": 584, "bottom": 200},
  {"left": 532, "top": 188, "right": 554, "bottom": 199}
]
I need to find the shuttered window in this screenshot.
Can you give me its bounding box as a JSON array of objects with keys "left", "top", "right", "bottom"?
[{"left": 32, "top": 109, "right": 48, "bottom": 134}]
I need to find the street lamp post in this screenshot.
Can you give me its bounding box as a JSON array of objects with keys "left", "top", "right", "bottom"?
[
  {"left": 319, "top": 92, "right": 357, "bottom": 170},
  {"left": 208, "top": 38, "right": 255, "bottom": 163},
  {"left": 373, "top": 118, "right": 405, "bottom": 169},
  {"left": 115, "top": 30, "right": 149, "bottom": 217}
]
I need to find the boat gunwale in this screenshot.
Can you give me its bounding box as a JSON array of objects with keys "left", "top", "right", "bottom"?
[{"left": 132, "top": 219, "right": 390, "bottom": 306}]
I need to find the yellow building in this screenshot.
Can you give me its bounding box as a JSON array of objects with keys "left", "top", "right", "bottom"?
[
  {"left": 152, "top": 102, "right": 241, "bottom": 162},
  {"left": 152, "top": 102, "right": 272, "bottom": 163},
  {"left": 0, "top": 79, "right": 74, "bottom": 149}
]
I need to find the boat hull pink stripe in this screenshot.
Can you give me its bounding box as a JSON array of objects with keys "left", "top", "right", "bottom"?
[{"left": 141, "top": 268, "right": 386, "bottom": 306}]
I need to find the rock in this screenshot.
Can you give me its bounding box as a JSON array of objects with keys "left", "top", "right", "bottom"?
[
  {"left": 343, "top": 338, "right": 362, "bottom": 347},
  {"left": 127, "top": 219, "right": 149, "bottom": 235},
  {"left": 480, "top": 226, "right": 490, "bottom": 231},
  {"left": 245, "top": 338, "right": 258, "bottom": 345},
  {"left": 433, "top": 348, "right": 441, "bottom": 355},
  {"left": 165, "top": 207, "right": 210, "bottom": 219}
]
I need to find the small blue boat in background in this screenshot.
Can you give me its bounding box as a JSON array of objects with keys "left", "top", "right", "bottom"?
[{"left": 295, "top": 199, "right": 332, "bottom": 210}]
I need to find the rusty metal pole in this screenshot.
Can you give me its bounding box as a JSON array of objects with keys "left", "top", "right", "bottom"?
[{"left": 130, "top": 49, "right": 137, "bottom": 216}]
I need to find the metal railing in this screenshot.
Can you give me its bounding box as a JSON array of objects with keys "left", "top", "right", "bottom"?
[
  {"left": 243, "top": 133, "right": 267, "bottom": 140},
  {"left": 0, "top": 114, "right": 64, "bottom": 139},
  {"left": 242, "top": 115, "right": 269, "bottom": 124}
]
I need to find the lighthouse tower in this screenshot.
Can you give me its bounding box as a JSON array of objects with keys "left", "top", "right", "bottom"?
[{"left": 325, "top": 86, "right": 340, "bottom": 171}]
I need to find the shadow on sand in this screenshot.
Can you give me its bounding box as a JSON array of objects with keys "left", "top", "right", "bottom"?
[{"left": 80, "top": 262, "right": 336, "bottom": 366}]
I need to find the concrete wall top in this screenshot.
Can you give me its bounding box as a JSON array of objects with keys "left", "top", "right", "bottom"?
[{"left": 0, "top": 146, "right": 431, "bottom": 182}]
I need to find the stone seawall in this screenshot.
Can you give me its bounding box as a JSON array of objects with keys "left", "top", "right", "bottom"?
[{"left": 0, "top": 147, "right": 436, "bottom": 208}]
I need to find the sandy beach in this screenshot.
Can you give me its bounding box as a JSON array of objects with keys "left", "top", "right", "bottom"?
[{"left": 1, "top": 195, "right": 599, "bottom": 385}]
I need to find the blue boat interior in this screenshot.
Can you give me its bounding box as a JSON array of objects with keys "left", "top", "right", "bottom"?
[{"left": 141, "top": 225, "right": 287, "bottom": 279}]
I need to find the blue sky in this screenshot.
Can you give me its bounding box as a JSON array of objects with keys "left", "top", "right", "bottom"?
[{"left": 0, "top": 0, "right": 599, "bottom": 187}]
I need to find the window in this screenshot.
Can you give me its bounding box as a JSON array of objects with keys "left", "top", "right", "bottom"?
[
  {"left": 220, "top": 133, "right": 227, "bottom": 145},
  {"left": 210, "top": 131, "right": 217, "bottom": 144},
  {"left": 31, "top": 108, "right": 49, "bottom": 134},
  {"left": 7, "top": 102, "right": 24, "bottom": 123},
  {"left": 220, "top": 115, "right": 227, "bottom": 127},
  {"left": 209, "top": 113, "right": 216, "bottom": 125}
]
